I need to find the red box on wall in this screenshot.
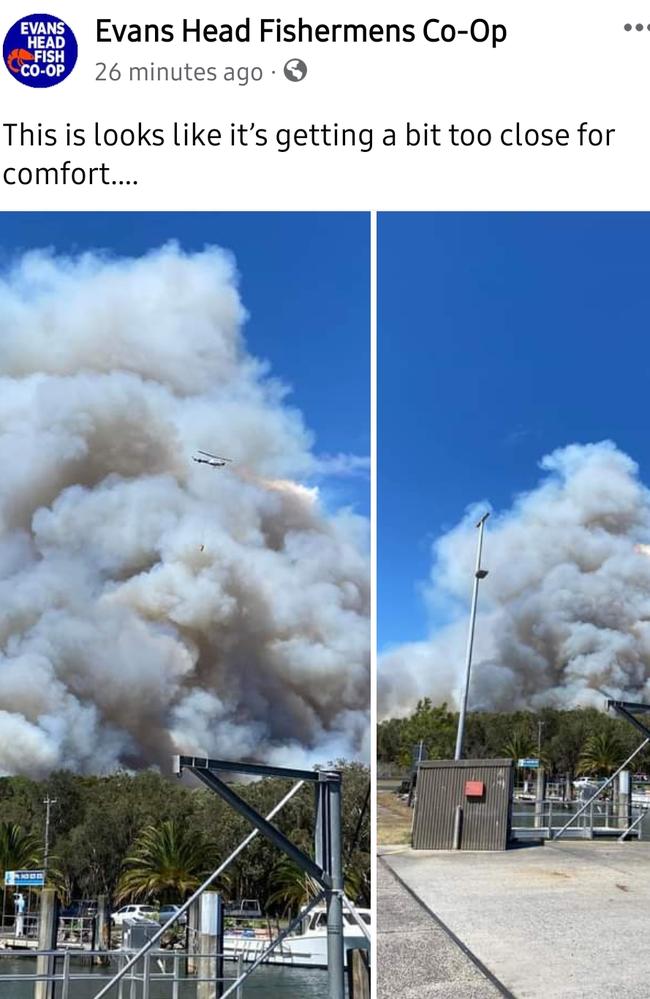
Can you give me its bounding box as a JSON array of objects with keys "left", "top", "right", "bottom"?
[{"left": 465, "top": 780, "right": 485, "bottom": 798}]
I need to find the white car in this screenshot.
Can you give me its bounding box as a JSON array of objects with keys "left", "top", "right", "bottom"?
[{"left": 111, "top": 904, "right": 159, "bottom": 926}]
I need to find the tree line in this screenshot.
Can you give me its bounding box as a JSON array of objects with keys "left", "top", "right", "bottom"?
[
  {"left": 378, "top": 700, "right": 649, "bottom": 778},
  {"left": 0, "top": 761, "right": 369, "bottom": 916}
]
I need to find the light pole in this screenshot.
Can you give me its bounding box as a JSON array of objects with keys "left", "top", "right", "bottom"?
[
  {"left": 454, "top": 512, "right": 490, "bottom": 761},
  {"left": 43, "top": 796, "right": 57, "bottom": 880}
]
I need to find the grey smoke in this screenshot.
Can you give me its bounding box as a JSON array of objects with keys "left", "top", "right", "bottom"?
[
  {"left": 0, "top": 243, "right": 369, "bottom": 777},
  {"left": 380, "top": 441, "right": 650, "bottom": 717}
]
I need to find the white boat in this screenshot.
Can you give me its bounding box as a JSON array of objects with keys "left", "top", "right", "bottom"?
[{"left": 223, "top": 904, "right": 371, "bottom": 969}]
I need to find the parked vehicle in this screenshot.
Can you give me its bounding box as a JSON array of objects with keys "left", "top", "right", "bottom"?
[
  {"left": 157, "top": 904, "right": 187, "bottom": 926},
  {"left": 111, "top": 904, "right": 159, "bottom": 926}
]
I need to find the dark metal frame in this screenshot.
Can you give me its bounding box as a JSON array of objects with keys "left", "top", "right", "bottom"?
[
  {"left": 173, "top": 755, "right": 345, "bottom": 999},
  {"left": 608, "top": 700, "right": 650, "bottom": 740}
]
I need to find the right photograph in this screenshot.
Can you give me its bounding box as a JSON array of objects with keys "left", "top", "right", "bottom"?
[{"left": 377, "top": 213, "right": 650, "bottom": 999}]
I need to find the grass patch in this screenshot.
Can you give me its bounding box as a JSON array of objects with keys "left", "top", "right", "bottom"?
[{"left": 377, "top": 790, "right": 412, "bottom": 845}]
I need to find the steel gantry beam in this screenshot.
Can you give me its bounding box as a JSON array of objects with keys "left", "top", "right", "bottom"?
[
  {"left": 174, "top": 754, "right": 320, "bottom": 783},
  {"left": 183, "top": 764, "right": 331, "bottom": 888},
  {"left": 608, "top": 700, "right": 650, "bottom": 740},
  {"left": 174, "top": 755, "right": 346, "bottom": 999}
]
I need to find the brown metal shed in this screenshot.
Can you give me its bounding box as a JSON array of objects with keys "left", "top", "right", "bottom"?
[{"left": 412, "top": 758, "right": 514, "bottom": 850}]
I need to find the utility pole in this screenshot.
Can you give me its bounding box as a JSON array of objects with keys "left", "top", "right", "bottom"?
[
  {"left": 454, "top": 512, "right": 490, "bottom": 761},
  {"left": 43, "top": 797, "right": 57, "bottom": 880},
  {"left": 537, "top": 720, "right": 545, "bottom": 759}
]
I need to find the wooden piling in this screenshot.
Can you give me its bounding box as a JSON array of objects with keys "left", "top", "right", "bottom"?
[
  {"left": 197, "top": 892, "right": 224, "bottom": 999},
  {"left": 186, "top": 897, "right": 200, "bottom": 975},
  {"left": 94, "top": 895, "right": 111, "bottom": 965},
  {"left": 618, "top": 770, "right": 632, "bottom": 830},
  {"left": 34, "top": 889, "right": 57, "bottom": 999},
  {"left": 347, "top": 948, "right": 370, "bottom": 999}
]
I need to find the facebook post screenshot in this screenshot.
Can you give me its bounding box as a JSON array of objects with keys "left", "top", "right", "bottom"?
[{"left": 0, "top": 3, "right": 644, "bottom": 998}]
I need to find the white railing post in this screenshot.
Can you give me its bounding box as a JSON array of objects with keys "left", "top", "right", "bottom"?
[
  {"left": 61, "top": 951, "right": 71, "bottom": 999},
  {"left": 236, "top": 953, "right": 243, "bottom": 999},
  {"left": 141, "top": 952, "right": 150, "bottom": 999},
  {"left": 172, "top": 953, "right": 180, "bottom": 999}
]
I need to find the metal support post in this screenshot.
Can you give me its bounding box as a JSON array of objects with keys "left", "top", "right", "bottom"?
[
  {"left": 315, "top": 779, "right": 330, "bottom": 874},
  {"left": 326, "top": 773, "right": 345, "bottom": 999},
  {"left": 43, "top": 797, "right": 57, "bottom": 881},
  {"left": 534, "top": 768, "right": 546, "bottom": 828},
  {"left": 454, "top": 512, "right": 489, "bottom": 760}
]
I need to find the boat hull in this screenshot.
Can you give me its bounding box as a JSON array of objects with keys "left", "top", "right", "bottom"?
[{"left": 223, "top": 930, "right": 369, "bottom": 969}]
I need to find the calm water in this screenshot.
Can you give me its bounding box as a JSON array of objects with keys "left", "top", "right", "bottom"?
[
  {"left": 511, "top": 798, "right": 629, "bottom": 829},
  {"left": 0, "top": 955, "right": 329, "bottom": 998}
]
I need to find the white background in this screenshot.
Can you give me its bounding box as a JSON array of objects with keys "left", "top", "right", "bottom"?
[{"left": 0, "top": 1, "right": 643, "bottom": 210}]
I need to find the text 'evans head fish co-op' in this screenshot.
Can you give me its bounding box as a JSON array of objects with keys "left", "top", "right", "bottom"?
[{"left": 3, "top": 13, "right": 77, "bottom": 87}]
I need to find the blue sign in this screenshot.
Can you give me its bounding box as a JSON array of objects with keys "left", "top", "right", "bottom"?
[
  {"left": 518, "top": 758, "right": 540, "bottom": 769},
  {"left": 3, "top": 13, "right": 78, "bottom": 87},
  {"left": 4, "top": 870, "right": 45, "bottom": 887}
]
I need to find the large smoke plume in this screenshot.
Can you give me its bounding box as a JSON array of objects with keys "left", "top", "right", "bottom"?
[
  {"left": 0, "top": 243, "right": 369, "bottom": 777},
  {"left": 380, "top": 441, "right": 650, "bottom": 717}
]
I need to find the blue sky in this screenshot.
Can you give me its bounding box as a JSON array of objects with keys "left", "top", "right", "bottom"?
[
  {"left": 380, "top": 212, "right": 650, "bottom": 648},
  {"left": 1, "top": 212, "right": 370, "bottom": 514}
]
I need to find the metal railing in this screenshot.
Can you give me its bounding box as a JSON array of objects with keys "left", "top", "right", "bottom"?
[
  {"left": 511, "top": 798, "right": 650, "bottom": 840},
  {"left": 0, "top": 946, "right": 245, "bottom": 998},
  {"left": 0, "top": 913, "right": 96, "bottom": 948}
]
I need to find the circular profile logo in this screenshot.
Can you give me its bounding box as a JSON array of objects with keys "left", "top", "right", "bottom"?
[{"left": 3, "top": 13, "right": 77, "bottom": 87}]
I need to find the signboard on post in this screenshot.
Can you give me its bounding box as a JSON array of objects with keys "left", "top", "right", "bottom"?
[
  {"left": 4, "top": 870, "right": 45, "bottom": 887},
  {"left": 517, "top": 758, "right": 540, "bottom": 769}
]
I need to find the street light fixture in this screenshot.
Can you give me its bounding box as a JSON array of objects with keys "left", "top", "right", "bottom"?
[{"left": 454, "top": 511, "right": 490, "bottom": 761}]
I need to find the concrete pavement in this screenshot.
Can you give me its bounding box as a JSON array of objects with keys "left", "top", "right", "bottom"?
[
  {"left": 382, "top": 840, "right": 650, "bottom": 998},
  {"left": 377, "top": 855, "right": 504, "bottom": 998}
]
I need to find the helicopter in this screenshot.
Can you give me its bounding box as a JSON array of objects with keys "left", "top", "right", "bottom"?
[{"left": 192, "top": 450, "right": 232, "bottom": 468}]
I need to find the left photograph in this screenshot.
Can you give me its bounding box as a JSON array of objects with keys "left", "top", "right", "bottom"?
[{"left": 0, "top": 213, "right": 371, "bottom": 997}]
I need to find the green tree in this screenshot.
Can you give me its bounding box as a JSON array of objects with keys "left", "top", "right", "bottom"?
[
  {"left": 117, "top": 820, "right": 217, "bottom": 903},
  {"left": 578, "top": 729, "right": 624, "bottom": 776},
  {"left": 502, "top": 727, "right": 536, "bottom": 762},
  {"left": 0, "top": 823, "right": 41, "bottom": 879},
  {"left": 265, "top": 858, "right": 320, "bottom": 918},
  {"left": 398, "top": 699, "right": 456, "bottom": 764},
  {"left": 377, "top": 719, "right": 404, "bottom": 764}
]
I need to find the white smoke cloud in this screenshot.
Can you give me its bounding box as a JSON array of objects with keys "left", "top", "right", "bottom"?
[
  {"left": 0, "top": 243, "right": 369, "bottom": 777},
  {"left": 379, "top": 441, "right": 650, "bottom": 717}
]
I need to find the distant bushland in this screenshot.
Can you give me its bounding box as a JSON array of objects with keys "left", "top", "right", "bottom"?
[{"left": 0, "top": 761, "right": 369, "bottom": 916}]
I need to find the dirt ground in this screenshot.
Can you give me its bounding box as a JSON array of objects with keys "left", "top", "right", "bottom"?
[{"left": 377, "top": 790, "right": 413, "bottom": 845}]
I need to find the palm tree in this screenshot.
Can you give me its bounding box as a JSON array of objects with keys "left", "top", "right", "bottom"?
[
  {"left": 265, "top": 857, "right": 321, "bottom": 919},
  {"left": 0, "top": 823, "right": 41, "bottom": 879},
  {"left": 116, "top": 821, "right": 218, "bottom": 903},
  {"left": 578, "top": 730, "right": 623, "bottom": 776},
  {"left": 502, "top": 728, "right": 536, "bottom": 762},
  {"left": 266, "top": 854, "right": 368, "bottom": 918}
]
